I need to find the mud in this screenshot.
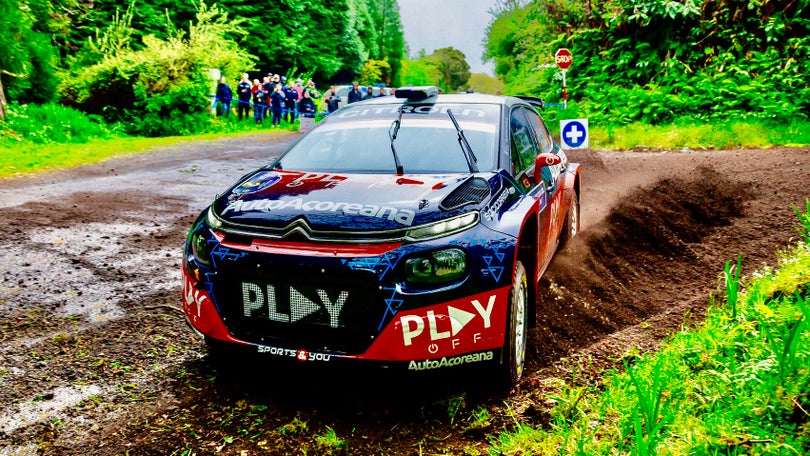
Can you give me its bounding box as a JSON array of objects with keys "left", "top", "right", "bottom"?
[{"left": 0, "top": 134, "right": 807, "bottom": 455}]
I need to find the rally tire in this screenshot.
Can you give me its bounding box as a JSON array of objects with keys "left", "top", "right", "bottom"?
[
  {"left": 496, "top": 260, "right": 529, "bottom": 389},
  {"left": 558, "top": 191, "right": 579, "bottom": 250}
]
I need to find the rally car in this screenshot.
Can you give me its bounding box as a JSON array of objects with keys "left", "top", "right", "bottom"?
[{"left": 182, "top": 86, "right": 581, "bottom": 388}]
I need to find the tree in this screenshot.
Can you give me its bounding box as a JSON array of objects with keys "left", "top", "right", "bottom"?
[
  {"left": 0, "top": 0, "right": 59, "bottom": 113},
  {"left": 358, "top": 59, "right": 391, "bottom": 85},
  {"left": 61, "top": 1, "right": 255, "bottom": 136},
  {"left": 368, "top": 0, "right": 405, "bottom": 86},
  {"left": 430, "top": 47, "right": 471, "bottom": 92},
  {"left": 400, "top": 53, "right": 441, "bottom": 87}
]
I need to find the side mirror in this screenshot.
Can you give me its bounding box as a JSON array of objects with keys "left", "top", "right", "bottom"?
[{"left": 534, "top": 153, "right": 562, "bottom": 185}]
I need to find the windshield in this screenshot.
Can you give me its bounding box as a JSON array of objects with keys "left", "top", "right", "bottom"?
[{"left": 275, "top": 103, "right": 499, "bottom": 174}]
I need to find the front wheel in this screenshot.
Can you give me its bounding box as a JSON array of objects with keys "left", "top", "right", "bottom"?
[{"left": 495, "top": 260, "right": 529, "bottom": 389}]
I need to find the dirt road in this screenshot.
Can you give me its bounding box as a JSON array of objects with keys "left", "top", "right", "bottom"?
[{"left": 0, "top": 133, "right": 807, "bottom": 455}]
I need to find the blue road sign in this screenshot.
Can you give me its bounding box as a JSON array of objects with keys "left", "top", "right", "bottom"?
[{"left": 560, "top": 119, "right": 588, "bottom": 149}]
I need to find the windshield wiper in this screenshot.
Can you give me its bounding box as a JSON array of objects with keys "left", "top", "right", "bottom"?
[
  {"left": 447, "top": 109, "right": 479, "bottom": 173},
  {"left": 388, "top": 105, "right": 405, "bottom": 175}
]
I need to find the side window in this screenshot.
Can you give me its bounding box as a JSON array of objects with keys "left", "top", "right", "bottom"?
[
  {"left": 525, "top": 109, "right": 554, "bottom": 153},
  {"left": 509, "top": 108, "right": 540, "bottom": 174}
]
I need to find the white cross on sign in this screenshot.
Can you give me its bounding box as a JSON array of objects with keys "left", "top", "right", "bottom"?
[
  {"left": 560, "top": 118, "right": 589, "bottom": 150},
  {"left": 566, "top": 125, "right": 583, "bottom": 143}
]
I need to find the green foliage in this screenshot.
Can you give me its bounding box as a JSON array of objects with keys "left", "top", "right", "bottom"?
[
  {"left": 367, "top": 0, "right": 405, "bottom": 86},
  {"left": 724, "top": 254, "right": 743, "bottom": 320},
  {"left": 400, "top": 54, "right": 441, "bottom": 87},
  {"left": 490, "top": 203, "right": 810, "bottom": 454},
  {"left": 61, "top": 1, "right": 255, "bottom": 136},
  {"left": 0, "top": 102, "right": 110, "bottom": 144},
  {"left": 467, "top": 73, "right": 504, "bottom": 95},
  {"left": 429, "top": 47, "right": 472, "bottom": 92},
  {"left": 486, "top": 0, "right": 810, "bottom": 125},
  {"left": 358, "top": 59, "right": 391, "bottom": 86},
  {"left": 796, "top": 200, "right": 810, "bottom": 245},
  {"left": 314, "top": 426, "right": 347, "bottom": 454},
  {"left": 0, "top": 0, "right": 60, "bottom": 103}
]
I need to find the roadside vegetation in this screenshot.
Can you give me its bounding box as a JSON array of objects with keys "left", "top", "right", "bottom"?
[
  {"left": 491, "top": 201, "right": 810, "bottom": 455},
  {"left": 2, "top": 99, "right": 808, "bottom": 179}
]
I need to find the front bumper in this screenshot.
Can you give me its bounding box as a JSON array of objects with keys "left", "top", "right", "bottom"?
[{"left": 182, "top": 220, "right": 516, "bottom": 369}]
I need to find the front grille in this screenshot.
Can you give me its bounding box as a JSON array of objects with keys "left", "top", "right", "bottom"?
[{"left": 213, "top": 268, "right": 383, "bottom": 354}]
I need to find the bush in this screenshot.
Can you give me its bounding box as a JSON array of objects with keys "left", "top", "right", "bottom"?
[
  {"left": 60, "top": 1, "right": 255, "bottom": 137},
  {"left": 0, "top": 102, "right": 111, "bottom": 144}
]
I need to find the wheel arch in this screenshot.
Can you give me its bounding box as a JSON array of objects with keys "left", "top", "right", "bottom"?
[{"left": 516, "top": 212, "right": 539, "bottom": 328}]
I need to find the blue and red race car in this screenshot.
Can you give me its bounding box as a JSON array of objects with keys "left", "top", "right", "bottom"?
[{"left": 182, "top": 86, "right": 580, "bottom": 387}]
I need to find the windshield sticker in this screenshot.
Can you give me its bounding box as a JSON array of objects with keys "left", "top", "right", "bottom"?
[
  {"left": 222, "top": 198, "right": 416, "bottom": 226},
  {"left": 336, "top": 104, "right": 497, "bottom": 123}
]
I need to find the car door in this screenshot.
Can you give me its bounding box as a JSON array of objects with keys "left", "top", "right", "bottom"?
[
  {"left": 524, "top": 109, "right": 568, "bottom": 244},
  {"left": 508, "top": 107, "right": 556, "bottom": 271}
]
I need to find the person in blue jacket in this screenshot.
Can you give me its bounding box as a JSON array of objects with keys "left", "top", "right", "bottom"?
[
  {"left": 270, "top": 85, "right": 285, "bottom": 127},
  {"left": 214, "top": 77, "right": 233, "bottom": 117}
]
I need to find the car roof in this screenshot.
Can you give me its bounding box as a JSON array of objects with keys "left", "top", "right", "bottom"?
[{"left": 351, "top": 92, "right": 523, "bottom": 108}]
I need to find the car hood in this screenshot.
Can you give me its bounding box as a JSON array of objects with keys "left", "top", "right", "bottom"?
[{"left": 212, "top": 170, "right": 496, "bottom": 231}]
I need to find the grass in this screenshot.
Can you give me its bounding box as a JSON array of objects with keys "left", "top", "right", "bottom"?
[
  {"left": 0, "top": 102, "right": 307, "bottom": 179},
  {"left": 0, "top": 128, "right": 292, "bottom": 179},
  {"left": 585, "top": 119, "right": 810, "bottom": 150},
  {"left": 489, "top": 201, "right": 810, "bottom": 455}
]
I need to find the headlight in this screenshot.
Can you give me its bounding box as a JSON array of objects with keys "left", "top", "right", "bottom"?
[
  {"left": 404, "top": 248, "right": 467, "bottom": 284},
  {"left": 206, "top": 206, "right": 223, "bottom": 230},
  {"left": 405, "top": 212, "right": 478, "bottom": 241},
  {"left": 190, "top": 229, "right": 213, "bottom": 267}
]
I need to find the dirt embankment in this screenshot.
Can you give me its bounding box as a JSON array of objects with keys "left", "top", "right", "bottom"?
[{"left": 0, "top": 138, "right": 807, "bottom": 455}]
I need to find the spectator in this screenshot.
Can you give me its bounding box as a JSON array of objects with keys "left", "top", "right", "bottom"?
[
  {"left": 299, "top": 89, "right": 316, "bottom": 118},
  {"left": 307, "top": 80, "right": 321, "bottom": 100},
  {"left": 347, "top": 81, "right": 363, "bottom": 104},
  {"left": 363, "top": 86, "right": 374, "bottom": 100},
  {"left": 236, "top": 73, "right": 252, "bottom": 121},
  {"left": 215, "top": 76, "right": 233, "bottom": 117},
  {"left": 262, "top": 76, "right": 274, "bottom": 119},
  {"left": 294, "top": 79, "right": 305, "bottom": 119},
  {"left": 252, "top": 79, "right": 266, "bottom": 125},
  {"left": 282, "top": 78, "right": 296, "bottom": 122},
  {"left": 323, "top": 85, "right": 341, "bottom": 114},
  {"left": 270, "top": 84, "right": 284, "bottom": 127}
]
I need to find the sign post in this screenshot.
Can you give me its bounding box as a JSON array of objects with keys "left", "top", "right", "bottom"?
[{"left": 554, "top": 48, "right": 572, "bottom": 109}]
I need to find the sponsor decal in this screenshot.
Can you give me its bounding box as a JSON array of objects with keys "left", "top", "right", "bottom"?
[
  {"left": 408, "top": 351, "right": 494, "bottom": 371},
  {"left": 482, "top": 187, "right": 515, "bottom": 221},
  {"left": 257, "top": 345, "right": 332, "bottom": 362},
  {"left": 286, "top": 172, "right": 345, "bottom": 188},
  {"left": 222, "top": 198, "right": 416, "bottom": 226},
  {"left": 400, "top": 294, "right": 497, "bottom": 350},
  {"left": 362, "top": 288, "right": 509, "bottom": 361},
  {"left": 337, "top": 104, "right": 490, "bottom": 121},
  {"left": 232, "top": 171, "right": 281, "bottom": 195},
  {"left": 541, "top": 152, "right": 566, "bottom": 187},
  {"left": 242, "top": 283, "right": 347, "bottom": 328}
]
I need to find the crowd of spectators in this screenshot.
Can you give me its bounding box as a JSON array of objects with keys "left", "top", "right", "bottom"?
[{"left": 213, "top": 72, "right": 390, "bottom": 126}]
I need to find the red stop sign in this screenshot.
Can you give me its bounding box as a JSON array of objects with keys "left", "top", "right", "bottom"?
[{"left": 555, "top": 48, "right": 573, "bottom": 70}]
